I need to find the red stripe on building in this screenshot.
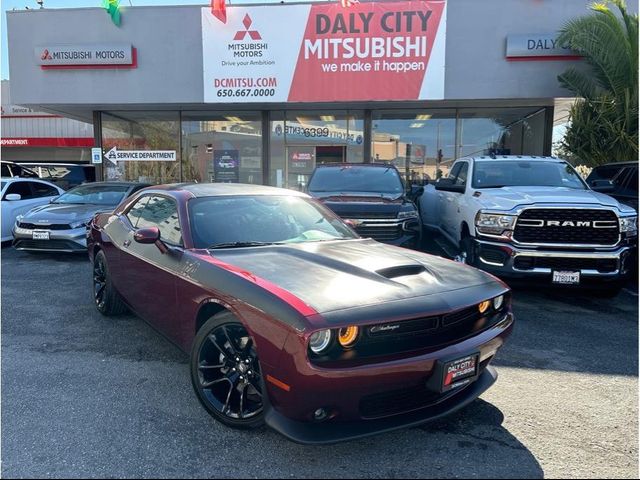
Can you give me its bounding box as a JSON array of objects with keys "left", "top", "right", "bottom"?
[{"left": 1, "top": 137, "right": 94, "bottom": 147}]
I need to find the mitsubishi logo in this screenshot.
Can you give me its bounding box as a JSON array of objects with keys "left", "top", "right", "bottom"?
[
  {"left": 234, "top": 14, "right": 262, "bottom": 41},
  {"left": 41, "top": 49, "right": 52, "bottom": 60}
]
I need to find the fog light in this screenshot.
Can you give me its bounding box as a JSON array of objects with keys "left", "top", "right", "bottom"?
[
  {"left": 478, "top": 300, "right": 491, "bottom": 314},
  {"left": 338, "top": 326, "right": 359, "bottom": 348},
  {"left": 313, "top": 408, "right": 328, "bottom": 421}
]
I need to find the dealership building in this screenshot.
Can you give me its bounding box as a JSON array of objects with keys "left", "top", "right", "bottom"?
[{"left": 6, "top": 0, "right": 604, "bottom": 188}]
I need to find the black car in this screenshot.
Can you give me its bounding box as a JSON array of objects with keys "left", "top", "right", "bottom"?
[
  {"left": 587, "top": 161, "right": 638, "bottom": 212},
  {"left": 306, "top": 163, "right": 422, "bottom": 248},
  {"left": 1, "top": 161, "right": 39, "bottom": 179}
]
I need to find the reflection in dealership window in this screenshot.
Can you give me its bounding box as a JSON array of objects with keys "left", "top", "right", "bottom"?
[{"left": 136, "top": 195, "right": 182, "bottom": 245}]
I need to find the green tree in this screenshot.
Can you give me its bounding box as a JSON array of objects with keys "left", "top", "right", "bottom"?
[{"left": 557, "top": 0, "right": 638, "bottom": 166}]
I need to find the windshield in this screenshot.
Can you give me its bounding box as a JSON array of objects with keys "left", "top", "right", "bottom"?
[
  {"left": 308, "top": 166, "right": 404, "bottom": 195},
  {"left": 472, "top": 161, "right": 587, "bottom": 190},
  {"left": 189, "top": 195, "right": 358, "bottom": 249},
  {"left": 54, "top": 184, "right": 130, "bottom": 205}
]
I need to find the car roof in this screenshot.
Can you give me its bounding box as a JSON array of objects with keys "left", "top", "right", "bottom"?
[
  {"left": 76, "top": 181, "right": 149, "bottom": 187},
  {"left": 315, "top": 162, "right": 399, "bottom": 169},
  {"left": 148, "top": 182, "right": 309, "bottom": 198},
  {"left": 467, "top": 155, "right": 564, "bottom": 162},
  {"left": 0, "top": 176, "right": 61, "bottom": 186}
]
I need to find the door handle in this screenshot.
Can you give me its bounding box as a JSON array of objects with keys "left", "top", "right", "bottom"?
[{"left": 123, "top": 239, "right": 131, "bottom": 248}]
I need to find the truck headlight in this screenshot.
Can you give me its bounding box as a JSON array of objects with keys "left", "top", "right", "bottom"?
[
  {"left": 475, "top": 212, "right": 517, "bottom": 235},
  {"left": 620, "top": 216, "right": 638, "bottom": 236},
  {"left": 398, "top": 210, "right": 419, "bottom": 220}
]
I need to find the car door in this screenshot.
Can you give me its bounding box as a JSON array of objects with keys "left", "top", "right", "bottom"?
[
  {"left": 440, "top": 162, "right": 468, "bottom": 238},
  {"left": 1, "top": 180, "right": 51, "bottom": 240},
  {"left": 118, "top": 194, "right": 184, "bottom": 337},
  {"left": 437, "top": 162, "right": 462, "bottom": 234}
]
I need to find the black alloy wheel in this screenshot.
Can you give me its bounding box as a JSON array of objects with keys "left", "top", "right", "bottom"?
[
  {"left": 191, "top": 313, "right": 264, "bottom": 429},
  {"left": 93, "top": 250, "right": 127, "bottom": 316}
]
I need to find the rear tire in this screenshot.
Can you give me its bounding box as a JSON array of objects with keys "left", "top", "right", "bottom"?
[{"left": 93, "top": 250, "right": 127, "bottom": 316}]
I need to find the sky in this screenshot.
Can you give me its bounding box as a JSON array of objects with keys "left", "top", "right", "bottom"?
[{"left": 1, "top": 0, "right": 287, "bottom": 80}]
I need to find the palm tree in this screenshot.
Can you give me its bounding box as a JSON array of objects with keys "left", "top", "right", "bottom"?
[{"left": 557, "top": 0, "right": 638, "bottom": 166}]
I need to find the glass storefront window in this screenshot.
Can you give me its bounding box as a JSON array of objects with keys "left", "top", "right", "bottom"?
[
  {"left": 458, "top": 107, "right": 547, "bottom": 159},
  {"left": 182, "top": 112, "right": 262, "bottom": 185},
  {"left": 101, "top": 111, "right": 180, "bottom": 184},
  {"left": 372, "top": 110, "right": 456, "bottom": 184},
  {"left": 269, "top": 110, "right": 364, "bottom": 191}
]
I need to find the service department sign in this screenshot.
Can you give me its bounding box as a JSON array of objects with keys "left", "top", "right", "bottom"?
[
  {"left": 35, "top": 44, "right": 133, "bottom": 66},
  {"left": 505, "top": 34, "right": 579, "bottom": 59}
]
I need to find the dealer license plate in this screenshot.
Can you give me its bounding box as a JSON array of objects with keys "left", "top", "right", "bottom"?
[
  {"left": 32, "top": 230, "right": 50, "bottom": 240},
  {"left": 552, "top": 270, "right": 580, "bottom": 285},
  {"left": 441, "top": 354, "right": 479, "bottom": 393}
]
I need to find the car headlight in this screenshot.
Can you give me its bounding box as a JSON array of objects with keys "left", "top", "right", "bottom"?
[
  {"left": 398, "top": 210, "right": 419, "bottom": 220},
  {"left": 15, "top": 215, "right": 24, "bottom": 224},
  {"left": 620, "top": 216, "right": 638, "bottom": 235},
  {"left": 309, "top": 329, "right": 332, "bottom": 354},
  {"left": 475, "top": 212, "right": 517, "bottom": 235},
  {"left": 70, "top": 220, "right": 88, "bottom": 229},
  {"left": 493, "top": 295, "right": 504, "bottom": 310}
]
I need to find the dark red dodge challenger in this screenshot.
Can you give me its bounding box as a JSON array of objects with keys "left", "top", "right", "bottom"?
[{"left": 88, "top": 183, "right": 514, "bottom": 444}]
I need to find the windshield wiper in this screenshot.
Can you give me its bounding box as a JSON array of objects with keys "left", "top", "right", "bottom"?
[{"left": 207, "top": 241, "right": 282, "bottom": 249}]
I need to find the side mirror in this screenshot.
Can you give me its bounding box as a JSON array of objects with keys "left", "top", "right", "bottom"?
[
  {"left": 407, "top": 185, "right": 424, "bottom": 201},
  {"left": 591, "top": 179, "right": 615, "bottom": 193},
  {"left": 5, "top": 193, "right": 22, "bottom": 201},
  {"left": 134, "top": 226, "right": 168, "bottom": 253},
  {"left": 435, "top": 178, "right": 466, "bottom": 194}
]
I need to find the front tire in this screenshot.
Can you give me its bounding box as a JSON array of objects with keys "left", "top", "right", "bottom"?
[
  {"left": 190, "top": 312, "right": 265, "bottom": 430},
  {"left": 459, "top": 233, "right": 477, "bottom": 266},
  {"left": 93, "top": 250, "right": 127, "bottom": 316}
]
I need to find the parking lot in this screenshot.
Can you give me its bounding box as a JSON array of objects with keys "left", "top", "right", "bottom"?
[{"left": 1, "top": 246, "right": 638, "bottom": 479}]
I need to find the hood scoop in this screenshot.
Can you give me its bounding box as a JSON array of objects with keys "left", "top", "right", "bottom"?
[{"left": 376, "top": 264, "right": 426, "bottom": 279}]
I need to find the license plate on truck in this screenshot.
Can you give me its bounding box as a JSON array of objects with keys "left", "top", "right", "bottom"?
[{"left": 552, "top": 270, "right": 580, "bottom": 285}]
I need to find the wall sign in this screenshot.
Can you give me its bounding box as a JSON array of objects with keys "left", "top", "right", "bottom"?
[
  {"left": 505, "top": 34, "right": 580, "bottom": 60},
  {"left": 35, "top": 44, "right": 136, "bottom": 68},
  {"left": 91, "top": 148, "right": 103, "bottom": 164},
  {"left": 104, "top": 147, "right": 176, "bottom": 165},
  {"left": 202, "top": 1, "right": 447, "bottom": 102}
]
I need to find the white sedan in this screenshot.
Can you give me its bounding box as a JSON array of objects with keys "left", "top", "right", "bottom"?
[{"left": 1, "top": 177, "right": 65, "bottom": 242}]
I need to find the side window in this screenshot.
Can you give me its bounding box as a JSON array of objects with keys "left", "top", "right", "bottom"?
[
  {"left": 126, "top": 196, "right": 151, "bottom": 228},
  {"left": 31, "top": 182, "right": 60, "bottom": 198},
  {"left": 626, "top": 168, "right": 638, "bottom": 193},
  {"left": 448, "top": 163, "right": 462, "bottom": 180},
  {"left": 3, "top": 181, "right": 34, "bottom": 200},
  {"left": 136, "top": 195, "right": 183, "bottom": 246},
  {"left": 454, "top": 162, "right": 469, "bottom": 186}
]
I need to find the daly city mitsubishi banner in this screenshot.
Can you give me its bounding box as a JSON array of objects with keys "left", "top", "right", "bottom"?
[{"left": 202, "top": 0, "right": 447, "bottom": 102}]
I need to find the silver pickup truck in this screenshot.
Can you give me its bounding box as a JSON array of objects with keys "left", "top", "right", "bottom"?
[{"left": 419, "top": 156, "right": 637, "bottom": 294}]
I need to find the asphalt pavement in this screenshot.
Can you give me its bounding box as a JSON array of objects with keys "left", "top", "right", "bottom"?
[{"left": 1, "top": 246, "right": 638, "bottom": 478}]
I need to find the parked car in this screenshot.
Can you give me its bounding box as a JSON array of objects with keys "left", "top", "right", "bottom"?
[
  {"left": 419, "top": 155, "right": 637, "bottom": 295},
  {"left": 1, "top": 161, "right": 39, "bottom": 179},
  {"left": 586, "top": 161, "right": 638, "bottom": 212},
  {"left": 1, "top": 177, "right": 65, "bottom": 242},
  {"left": 306, "top": 163, "right": 422, "bottom": 249},
  {"left": 87, "top": 183, "right": 513, "bottom": 444},
  {"left": 18, "top": 163, "right": 97, "bottom": 190},
  {"left": 12, "top": 181, "right": 150, "bottom": 252}
]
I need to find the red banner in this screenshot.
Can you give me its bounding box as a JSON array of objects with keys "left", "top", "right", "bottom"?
[{"left": 288, "top": 1, "right": 445, "bottom": 101}]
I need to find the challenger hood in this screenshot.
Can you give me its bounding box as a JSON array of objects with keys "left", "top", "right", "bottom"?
[
  {"left": 23, "top": 203, "right": 115, "bottom": 224},
  {"left": 477, "top": 186, "right": 621, "bottom": 211},
  {"left": 211, "top": 239, "right": 499, "bottom": 315}
]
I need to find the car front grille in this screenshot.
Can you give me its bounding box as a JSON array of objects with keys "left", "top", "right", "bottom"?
[
  {"left": 351, "top": 224, "right": 403, "bottom": 242},
  {"left": 18, "top": 222, "right": 72, "bottom": 230},
  {"left": 513, "top": 256, "right": 618, "bottom": 273},
  {"left": 13, "top": 239, "right": 84, "bottom": 251},
  {"left": 513, "top": 208, "right": 619, "bottom": 245},
  {"left": 358, "top": 357, "right": 492, "bottom": 419}
]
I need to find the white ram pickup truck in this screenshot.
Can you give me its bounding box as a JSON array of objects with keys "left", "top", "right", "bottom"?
[{"left": 419, "top": 156, "right": 637, "bottom": 293}]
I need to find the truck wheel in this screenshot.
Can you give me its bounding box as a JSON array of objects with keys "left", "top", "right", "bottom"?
[{"left": 459, "top": 234, "right": 477, "bottom": 267}]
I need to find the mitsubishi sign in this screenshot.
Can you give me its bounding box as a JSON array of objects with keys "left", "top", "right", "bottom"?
[{"left": 35, "top": 44, "right": 134, "bottom": 67}]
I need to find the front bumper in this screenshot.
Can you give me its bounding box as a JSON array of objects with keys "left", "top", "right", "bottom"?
[
  {"left": 262, "top": 312, "right": 513, "bottom": 444},
  {"left": 474, "top": 237, "right": 635, "bottom": 281},
  {"left": 12, "top": 224, "right": 87, "bottom": 252}
]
